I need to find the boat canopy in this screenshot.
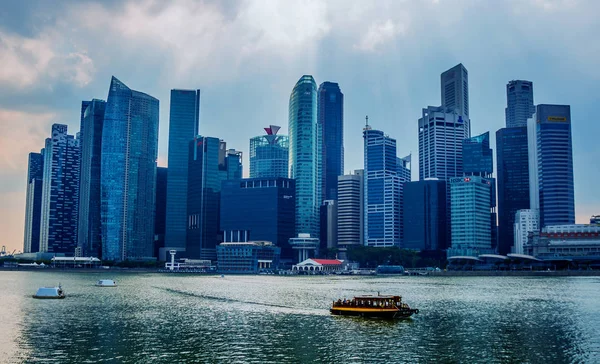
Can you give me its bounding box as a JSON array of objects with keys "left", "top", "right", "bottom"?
[{"left": 35, "top": 287, "right": 61, "bottom": 297}]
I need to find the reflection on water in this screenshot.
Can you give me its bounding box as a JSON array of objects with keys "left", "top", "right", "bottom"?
[{"left": 0, "top": 272, "right": 599, "bottom": 363}]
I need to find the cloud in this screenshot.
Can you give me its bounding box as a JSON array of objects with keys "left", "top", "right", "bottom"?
[
  {"left": 0, "top": 30, "right": 95, "bottom": 89},
  {"left": 353, "top": 19, "right": 406, "bottom": 52}
]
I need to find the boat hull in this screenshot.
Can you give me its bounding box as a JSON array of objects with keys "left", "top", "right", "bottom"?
[
  {"left": 330, "top": 307, "right": 417, "bottom": 319},
  {"left": 32, "top": 295, "right": 65, "bottom": 299}
]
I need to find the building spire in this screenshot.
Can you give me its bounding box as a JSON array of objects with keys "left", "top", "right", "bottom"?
[{"left": 363, "top": 115, "right": 371, "bottom": 131}]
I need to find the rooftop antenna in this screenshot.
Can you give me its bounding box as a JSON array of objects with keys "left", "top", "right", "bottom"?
[{"left": 363, "top": 115, "right": 372, "bottom": 131}]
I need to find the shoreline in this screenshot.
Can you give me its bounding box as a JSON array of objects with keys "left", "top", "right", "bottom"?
[{"left": 2, "top": 267, "right": 600, "bottom": 277}]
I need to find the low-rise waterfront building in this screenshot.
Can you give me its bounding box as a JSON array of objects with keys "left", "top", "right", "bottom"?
[
  {"left": 216, "top": 241, "right": 280, "bottom": 273},
  {"left": 292, "top": 258, "right": 344, "bottom": 273},
  {"left": 524, "top": 224, "right": 600, "bottom": 259}
]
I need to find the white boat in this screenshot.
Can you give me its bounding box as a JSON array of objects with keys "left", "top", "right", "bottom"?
[
  {"left": 33, "top": 286, "right": 65, "bottom": 299},
  {"left": 95, "top": 279, "right": 117, "bottom": 287}
]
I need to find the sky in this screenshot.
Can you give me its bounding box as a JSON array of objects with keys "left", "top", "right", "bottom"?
[{"left": 1, "top": 0, "right": 599, "bottom": 254}]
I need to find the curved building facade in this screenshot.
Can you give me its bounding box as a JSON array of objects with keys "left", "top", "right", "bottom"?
[
  {"left": 101, "top": 76, "right": 159, "bottom": 261},
  {"left": 288, "top": 75, "right": 319, "bottom": 237},
  {"left": 249, "top": 125, "right": 289, "bottom": 178}
]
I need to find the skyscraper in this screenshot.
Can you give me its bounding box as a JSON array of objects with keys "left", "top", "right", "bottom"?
[
  {"left": 186, "top": 136, "right": 222, "bottom": 260},
  {"left": 221, "top": 147, "right": 243, "bottom": 180},
  {"left": 337, "top": 170, "right": 364, "bottom": 257},
  {"left": 448, "top": 176, "right": 492, "bottom": 257},
  {"left": 441, "top": 63, "right": 469, "bottom": 118},
  {"left": 40, "top": 124, "right": 80, "bottom": 254},
  {"left": 154, "top": 166, "right": 168, "bottom": 259},
  {"left": 403, "top": 179, "right": 447, "bottom": 251},
  {"left": 496, "top": 126, "right": 530, "bottom": 255},
  {"left": 101, "top": 76, "right": 159, "bottom": 261},
  {"left": 319, "top": 200, "right": 338, "bottom": 251},
  {"left": 23, "top": 151, "right": 44, "bottom": 253},
  {"left": 288, "top": 75, "right": 320, "bottom": 237},
  {"left": 318, "top": 82, "right": 344, "bottom": 201},
  {"left": 363, "top": 122, "right": 401, "bottom": 247},
  {"left": 505, "top": 80, "right": 535, "bottom": 128},
  {"left": 78, "top": 99, "right": 106, "bottom": 258},
  {"left": 528, "top": 104, "right": 575, "bottom": 227},
  {"left": 165, "top": 89, "right": 200, "bottom": 252},
  {"left": 249, "top": 125, "right": 289, "bottom": 178}
]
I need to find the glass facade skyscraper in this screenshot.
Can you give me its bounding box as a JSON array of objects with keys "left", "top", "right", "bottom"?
[
  {"left": 23, "top": 150, "right": 44, "bottom": 253},
  {"left": 40, "top": 124, "right": 80, "bottom": 254},
  {"left": 186, "top": 136, "right": 223, "bottom": 260},
  {"left": 337, "top": 170, "right": 364, "bottom": 254},
  {"left": 496, "top": 126, "right": 530, "bottom": 255},
  {"left": 249, "top": 125, "right": 289, "bottom": 178},
  {"left": 220, "top": 177, "right": 296, "bottom": 261},
  {"left": 463, "top": 132, "right": 493, "bottom": 177},
  {"left": 441, "top": 63, "right": 469, "bottom": 118},
  {"left": 403, "top": 179, "right": 447, "bottom": 251},
  {"left": 363, "top": 124, "right": 401, "bottom": 247},
  {"left": 288, "top": 75, "right": 320, "bottom": 237},
  {"left": 101, "top": 76, "right": 159, "bottom": 261},
  {"left": 154, "top": 166, "right": 168, "bottom": 258},
  {"left": 78, "top": 99, "right": 106, "bottom": 258},
  {"left": 318, "top": 82, "right": 344, "bottom": 201},
  {"left": 529, "top": 104, "right": 575, "bottom": 227},
  {"left": 165, "top": 89, "right": 200, "bottom": 251},
  {"left": 505, "top": 80, "right": 535, "bottom": 128}
]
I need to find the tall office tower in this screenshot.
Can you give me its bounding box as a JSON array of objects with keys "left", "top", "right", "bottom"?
[
  {"left": 319, "top": 200, "right": 338, "bottom": 251},
  {"left": 221, "top": 177, "right": 296, "bottom": 261},
  {"left": 462, "top": 132, "right": 496, "bottom": 249},
  {"left": 221, "top": 147, "right": 243, "bottom": 180},
  {"left": 528, "top": 105, "right": 575, "bottom": 227},
  {"left": 186, "top": 136, "right": 223, "bottom": 260},
  {"left": 318, "top": 82, "right": 344, "bottom": 201},
  {"left": 441, "top": 63, "right": 469, "bottom": 119},
  {"left": 23, "top": 151, "right": 44, "bottom": 253},
  {"left": 78, "top": 99, "right": 106, "bottom": 258},
  {"left": 40, "top": 124, "right": 80, "bottom": 254},
  {"left": 505, "top": 80, "right": 535, "bottom": 128},
  {"left": 448, "top": 176, "right": 493, "bottom": 257},
  {"left": 154, "top": 167, "right": 168, "bottom": 259},
  {"left": 513, "top": 209, "right": 539, "bottom": 254},
  {"left": 403, "top": 179, "right": 447, "bottom": 251},
  {"left": 80, "top": 100, "right": 91, "bottom": 130},
  {"left": 396, "top": 155, "right": 411, "bottom": 244},
  {"left": 165, "top": 89, "right": 200, "bottom": 251},
  {"left": 496, "top": 126, "right": 530, "bottom": 255},
  {"left": 337, "top": 170, "right": 364, "bottom": 257},
  {"left": 288, "top": 75, "right": 320, "bottom": 237},
  {"left": 363, "top": 122, "right": 401, "bottom": 247},
  {"left": 101, "top": 76, "right": 159, "bottom": 261},
  {"left": 249, "top": 125, "right": 289, "bottom": 178}
]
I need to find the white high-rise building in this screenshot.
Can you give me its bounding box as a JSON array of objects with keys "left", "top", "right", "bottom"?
[
  {"left": 337, "top": 170, "right": 364, "bottom": 254},
  {"left": 513, "top": 209, "right": 539, "bottom": 254}
]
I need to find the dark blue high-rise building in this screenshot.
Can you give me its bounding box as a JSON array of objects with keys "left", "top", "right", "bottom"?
[
  {"left": 505, "top": 80, "right": 535, "bottom": 128},
  {"left": 318, "top": 82, "right": 344, "bottom": 202},
  {"left": 40, "top": 124, "right": 80, "bottom": 254},
  {"left": 403, "top": 180, "right": 447, "bottom": 251},
  {"left": 220, "top": 177, "right": 296, "bottom": 261},
  {"left": 78, "top": 99, "right": 106, "bottom": 258},
  {"left": 496, "top": 126, "right": 530, "bottom": 255},
  {"left": 186, "top": 136, "right": 223, "bottom": 260},
  {"left": 80, "top": 100, "right": 91, "bottom": 130},
  {"left": 463, "top": 132, "right": 493, "bottom": 177},
  {"left": 531, "top": 104, "right": 575, "bottom": 227},
  {"left": 154, "top": 167, "right": 168, "bottom": 259},
  {"left": 165, "top": 89, "right": 200, "bottom": 252},
  {"left": 23, "top": 150, "right": 44, "bottom": 253},
  {"left": 101, "top": 76, "right": 159, "bottom": 261}
]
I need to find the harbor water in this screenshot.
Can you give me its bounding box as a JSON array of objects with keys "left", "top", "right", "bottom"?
[{"left": 1, "top": 271, "right": 599, "bottom": 363}]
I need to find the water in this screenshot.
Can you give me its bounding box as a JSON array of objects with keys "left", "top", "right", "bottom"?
[{"left": 1, "top": 272, "right": 599, "bottom": 363}]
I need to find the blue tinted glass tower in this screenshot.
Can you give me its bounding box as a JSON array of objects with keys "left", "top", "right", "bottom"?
[
  {"left": 530, "top": 104, "right": 575, "bottom": 227},
  {"left": 403, "top": 179, "right": 447, "bottom": 251},
  {"left": 23, "top": 150, "right": 44, "bottom": 253},
  {"left": 496, "top": 127, "right": 530, "bottom": 255},
  {"left": 78, "top": 99, "right": 106, "bottom": 258},
  {"left": 249, "top": 125, "right": 289, "bottom": 178},
  {"left": 363, "top": 121, "right": 401, "bottom": 247},
  {"left": 505, "top": 80, "right": 535, "bottom": 128},
  {"left": 154, "top": 166, "right": 168, "bottom": 258},
  {"left": 318, "top": 82, "right": 344, "bottom": 201},
  {"left": 186, "top": 136, "right": 222, "bottom": 260},
  {"left": 101, "top": 76, "right": 159, "bottom": 261},
  {"left": 40, "top": 124, "right": 80, "bottom": 254},
  {"left": 165, "top": 89, "right": 200, "bottom": 252},
  {"left": 288, "top": 75, "right": 320, "bottom": 237}
]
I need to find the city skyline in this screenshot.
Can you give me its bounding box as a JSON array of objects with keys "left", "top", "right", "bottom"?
[{"left": 2, "top": 1, "right": 600, "bottom": 253}]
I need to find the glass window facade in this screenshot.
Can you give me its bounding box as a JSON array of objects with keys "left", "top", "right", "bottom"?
[
  {"left": 101, "top": 77, "right": 159, "bottom": 261},
  {"left": 496, "top": 126, "right": 530, "bottom": 255},
  {"left": 505, "top": 80, "right": 535, "bottom": 128},
  {"left": 288, "top": 75, "right": 320, "bottom": 237},
  {"left": 78, "top": 99, "right": 106, "bottom": 258},
  {"left": 318, "top": 82, "right": 344, "bottom": 201},
  {"left": 337, "top": 170, "right": 364, "bottom": 251},
  {"left": 403, "top": 180, "right": 447, "bottom": 251},
  {"left": 23, "top": 151, "right": 44, "bottom": 253},
  {"left": 249, "top": 125, "right": 289, "bottom": 179},
  {"left": 165, "top": 89, "right": 200, "bottom": 250},
  {"left": 216, "top": 242, "right": 281, "bottom": 273},
  {"left": 154, "top": 167, "right": 168, "bottom": 258},
  {"left": 220, "top": 177, "right": 296, "bottom": 261}
]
